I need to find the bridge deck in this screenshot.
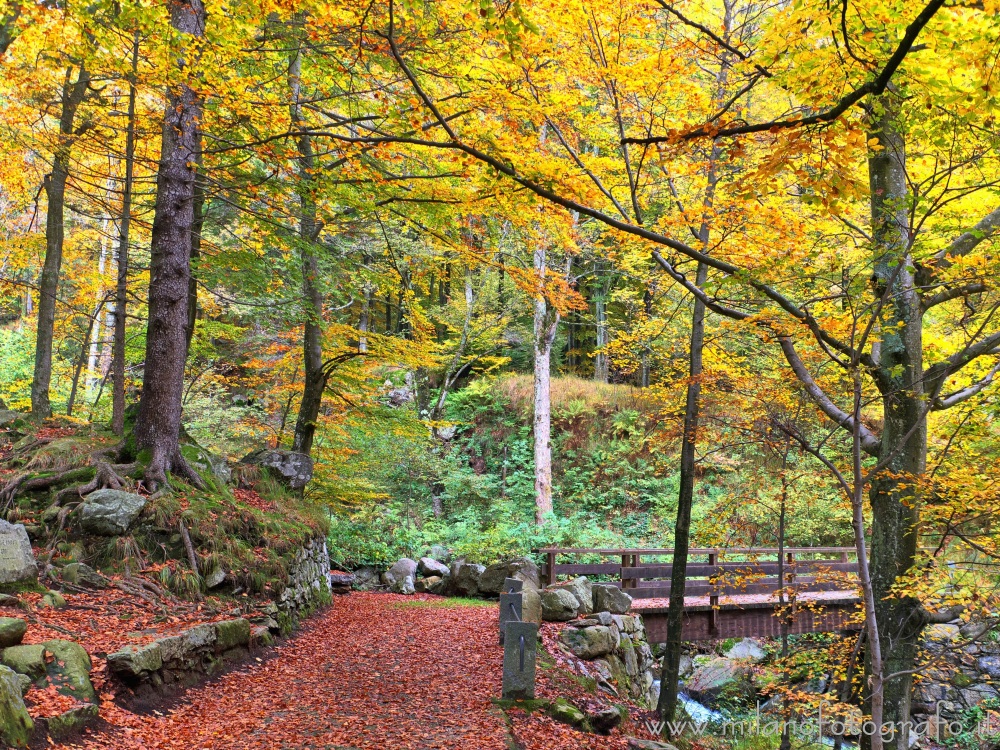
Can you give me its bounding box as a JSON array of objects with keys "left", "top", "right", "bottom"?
[{"left": 633, "top": 591, "right": 861, "bottom": 642}]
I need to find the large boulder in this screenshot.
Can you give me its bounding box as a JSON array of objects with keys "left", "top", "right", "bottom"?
[
  {"left": 684, "top": 657, "right": 745, "bottom": 705},
  {"left": 2, "top": 645, "right": 46, "bottom": 682},
  {"left": 522, "top": 587, "right": 543, "bottom": 624},
  {"left": 0, "top": 665, "right": 33, "bottom": 748},
  {"left": 353, "top": 566, "right": 381, "bottom": 590},
  {"left": 561, "top": 625, "right": 617, "bottom": 659},
  {"left": 382, "top": 558, "right": 417, "bottom": 595},
  {"left": 79, "top": 490, "right": 147, "bottom": 536},
  {"left": 478, "top": 557, "right": 541, "bottom": 596},
  {"left": 43, "top": 640, "right": 96, "bottom": 704},
  {"left": 593, "top": 584, "right": 632, "bottom": 614},
  {"left": 451, "top": 561, "right": 486, "bottom": 597},
  {"left": 725, "top": 638, "right": 767, "bottom": 663},
  {"left": 417, "top": 557, "right": 450, "bottom": 578},
  {"left": 550, "top": 577, "right": 593, "bottom": 615},
  {"left": 0, "top": 619, "right": 26, "bottom": 649},
  {"left": 541, "top": 588, "right": 579, "bottom": 621},
  {"left": 0, "top": 522, "right": 37, "bottom": 585},
  {"left": 239, "top": 449, "right": 313, "bottom": 490}
]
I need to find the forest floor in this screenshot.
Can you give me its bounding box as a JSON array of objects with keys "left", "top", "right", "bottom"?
[{"left": 51, "top": 591, "right": 662, "bottom": 750}]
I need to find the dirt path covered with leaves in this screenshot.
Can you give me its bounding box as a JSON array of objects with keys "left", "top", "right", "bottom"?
[{"left": 63, "top": 592, "right": 650, "bottom": 750}]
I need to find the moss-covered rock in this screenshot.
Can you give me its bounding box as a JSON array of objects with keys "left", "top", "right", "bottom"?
[
  {"left": 2, "top": 644, "right": 46, "bottom": 682},
  {"left": 548, "top": 697, "right": 588, "bottom": 728},
  {"left": 0, "top": 665, "right": 33, "bottom": 748},
  {"left": 40, "top": 590, "right": 67, "bottom": 609},
  {"left": 0, "top": 619, "right": 26, "bottom": 649},
  {"left": 42, "top": 640, "right": 95, "bottom": 703},
  {"left": 107, "top": 642, "right": 163, "bottom": 678},
  {"left": 215, "top": 619, "right": 251, "bottom": 651},
  {"left": 46, "top": 703, "right": 98, "bottom": 740}
]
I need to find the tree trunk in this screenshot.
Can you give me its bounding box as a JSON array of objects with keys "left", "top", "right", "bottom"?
[
  {"left": 132, "top": 0, "right": 206, "bottom": 489},
  {"left": 533, "top": 245, "right": 560, "bottom": 524},
  {"left": 289, "top": 41, "right": 325, "bottom": 457},
  {"left": 31, "top": 65, "right": 90, "bottom": 418},
  {"left": 594, "top": 274, "right": 609, "bottom": 382},
  {"left": 111, "top": 31, "right": 139, "bottom": 436},
  {"left": 657, "top": 260, "right": 706, "bottom": 728},
  {"left": 863, "top": 91, "right": 925, "bottom": 750}
]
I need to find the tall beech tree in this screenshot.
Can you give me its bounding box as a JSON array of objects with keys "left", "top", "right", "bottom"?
[
  {"left": 30, "top": 63, "right": 91, "bottom": 418},
  {"left": 132, "top": 0, "right": 206, "bottom": 488}
]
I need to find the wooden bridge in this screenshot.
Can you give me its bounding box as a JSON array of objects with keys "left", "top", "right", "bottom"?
[{"left": 537, "top": 546, "right": 862, "bottom": 642}]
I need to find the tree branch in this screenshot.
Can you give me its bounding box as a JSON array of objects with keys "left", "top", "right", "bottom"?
[
  {"left": 778, "top": 337, "right": 882, "bottom": 455},
  {"left": 624, "top": 0, "right": 946, "bottom": 144},
  {"left": 932, "top": 360, "right": 1000, "bottom": 409},
  {"left": 932, "top": 205, "right": 1000, "bottom": 272}
]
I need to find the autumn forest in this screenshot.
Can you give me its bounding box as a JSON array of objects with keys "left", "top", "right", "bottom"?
[{"left": 0, "top": 0, "right": 999, "bottom": 748}]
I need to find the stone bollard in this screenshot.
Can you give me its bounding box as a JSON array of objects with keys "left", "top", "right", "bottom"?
[
  {"left": 501, "top": 621, "right": 538, "bottom": 700},
  {"left": 503, "top": 577, "right": 523, "bottom": 594},
  {"left": 499, "top": 592, "right": 523, "bottom": 645}
]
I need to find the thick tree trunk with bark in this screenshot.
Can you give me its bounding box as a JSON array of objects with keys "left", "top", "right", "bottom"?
[
  {"left": 132, "top": 0, "right": 206, "bottom": 489},
  {"left": 533, "top": 245, "right": 560, "bottom": 524},
  {"left": 288, "top": 43, "right": 325, "bottom": 457},
  {"left": 32, "top": 65, "right": 90, "bottom": 418},
  {"left": 863, "top": 93, "right": 925, "bottom": 750}
]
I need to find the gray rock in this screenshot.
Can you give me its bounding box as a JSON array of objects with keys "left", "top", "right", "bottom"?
[
  {"left": 540, "top": 588, "right": 579, "bottom": 621},
  {"left": 961, "top": 683, "right": 1000, "bottom": 706},
  {"left": 204, "top": 567, "right": 227, "bottom": 589},
  {"left": 678, "top": 654, "right": 694, "bottom": 678},
  {"left": 593, "top": 584, "right": 632, "bottom": 614},
  {"left": 550, "top": 577, "right": 593, "bottom": 614},
  {"left": 961, "top": 620, "right": 993, "bottom": 640},
  {"left": 426, "top": 545, "right": 451, "bottom": 564},
  {"left": 478, "top": 557, "right": 541, "bottom": 595},
  {"left": 0, "top": 665, "right": 33, "bottom": 748},
  {"left": 0, "top": 619, "right": 26, "bottom": 649},
  {"left": 417, "top": 557, "right": 450, "bottom": 578},
  {"left": 562, "top": 625, "right": 617, "bottom": 659},
  {"left": 451, "top": 561, "right": 486, "bottom": 597},
  {"left": 329, "top": 572, "right": 355, "bottom": 595},
  {"left": 353, "top": 566, "right": 381, "bottom": 590},
  {"left": 182, "top": 624, "right": 217, "bottom": 651},
  {"left": 414, "top": 576, "right": 441, "bottom": 593},
  {"left": 61, "top": 563, "right": 109, "bottom": 589},
  {"left": 428, "top": 577, "right": 449, "bottom": 596},
  {"left": 0, "top": 522, "right": 37, "bottom": 585},
  {"left": 619, "top": 637, "right": 639, "bottom": 677},
  {"left": 628, "top": 740, "right": 679, "bottom": 750},
  {"left": 239, "top": 449, "right": 313, "bottom": 489},
  {"left": 79, "top": 489, "right": 147, "bottom": 536},
  {"left": 684, "top": 657, "right": 744, "bottom": 704},
  {"left": 588, "top": 704, "right": 624, "bottom": 734},
  {"left": 107, "top": 642, "right": 163, "bottom": 678},
  {"left": 383, "top": 559, "right": 418, "bottom": 594},
  {"left": 725, "top": 638, "right": 767, "bottom": 662},
  {"left": 925, "top": 624, "right": 961, "bottom": 642},
  {"left": 522, "top": 587, "right": 543, "bottom": 624},
  {"left": 977, "top": 655, "right": 1000, "bottom": 679}
]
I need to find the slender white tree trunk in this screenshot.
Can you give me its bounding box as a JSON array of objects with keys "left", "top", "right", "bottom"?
[{"left": 533, "top": 244, "right": 559, "bottom": 524}]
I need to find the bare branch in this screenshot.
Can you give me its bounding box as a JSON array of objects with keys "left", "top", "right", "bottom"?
[
  {"left": 933, "top": 360, "right": 1000, "bottom": 409},
  {"left": 778, "top": 338, "right": 882, "bottom": 455},
  {"left": 932, "top": 205, "right": 1000, "bottom": 272}
]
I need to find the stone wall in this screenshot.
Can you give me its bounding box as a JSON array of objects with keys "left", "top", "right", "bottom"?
[
  {"left": 545, "top": 612, "right": 659, "bottom": 708},
  {"left": 912, "top": 621, "right": 1000, "bottom": 723},
  {"left": 276, "top": 537, "right": 333, "bottom": 628},
  {"left": 107, "top": 619, "right": 256, "bottom": 697}
]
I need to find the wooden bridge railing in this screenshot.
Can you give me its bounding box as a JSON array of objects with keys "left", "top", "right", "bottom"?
[{"left": 535, "top": 546, "right": 859, "bottom": 602}]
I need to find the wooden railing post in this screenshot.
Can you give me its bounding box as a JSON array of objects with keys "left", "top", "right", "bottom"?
[
  {"left": 708, "top": 550, "right": 719, "bottom": 635},
  {"left": 621, "top": 553, "right": 635, "bottom": 590},
  {"left": 545, "top": 551, "right": 557, "bottom": 587}
]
